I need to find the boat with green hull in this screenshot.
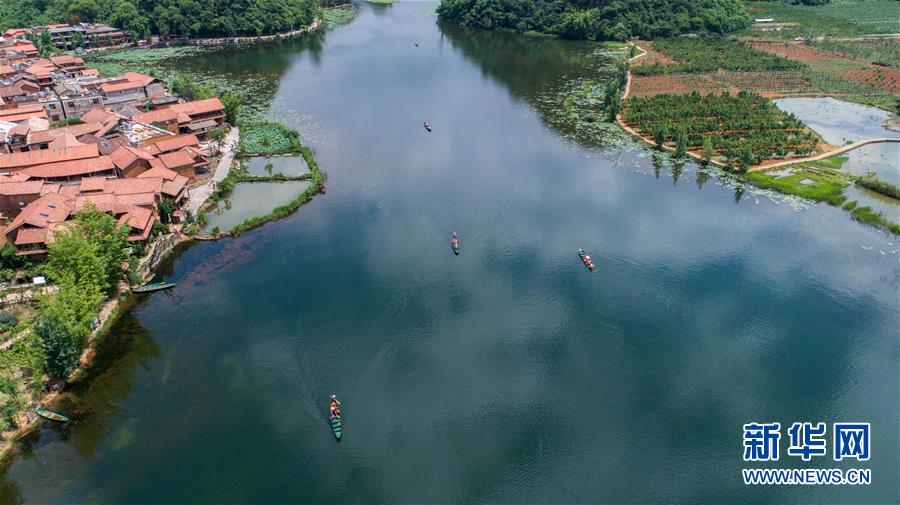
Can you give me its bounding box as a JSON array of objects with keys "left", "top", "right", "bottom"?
[
  {"left": 330, "top": 415, "right": 342, "bottom": 440},
  {"left": 35, "top": 408, "right": 68, "bottom": 422},
  {"left": 132, "top": 281, "right": 175, "bottom": 293}
]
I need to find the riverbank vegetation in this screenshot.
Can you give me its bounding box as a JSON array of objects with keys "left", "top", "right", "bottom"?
[
  {"left": 0, "top": 208, "right": 133, "bottom": 437},
  {"left": 743, "top": 157, "right": 852, "bottom": 205},
  {"left": 844, "top": 202, "right": 900, "bottom": 235},
  {"left": 856, "top": 173, "right": 900, "bottom": 200},
  {"left": 436, "top": 0, "right": 750, "bottom": 40},
  {"left": 740, "top": 156, "right": 900, "bottom": 235},
  {"left": 0, "top": 0, "right": 318, "bottom": 40},
  {"left": 622, "top": 92, "right": 819, "bottom": 169}
]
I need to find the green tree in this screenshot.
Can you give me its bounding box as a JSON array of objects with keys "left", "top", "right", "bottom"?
[
  {"left": 654, "top": 124, "right": 667, "bottom": 149},
  {"left": 701, "top": 136, "right": 715, "bottom": 163},
  {"left": 674, "top": 130, "right": 687, "bottom": 157},
  {"left": 34, "top": 315, "right": 80, "bottom": 380},
  {"left": 221, "top": 92, "right": 240, "bottom": 126},
  {"left": 68, "top": 0, "right": 100, "bottom": 24},
  {"left": 158, "top": 198, "right": 175, "bottom": 224},
  {"left": 45, "top": 207, "right": 129, "bottom": 297}
]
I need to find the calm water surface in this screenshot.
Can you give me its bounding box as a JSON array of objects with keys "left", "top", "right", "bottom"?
[
  {"left": 203, "top": 180, "right": 311, "bottom": 233},
  {"left": 243, "top": 155, "right": 311, "bottom": 177},
  {"left": 2, "top": 3, "right": 898, "bottom": 504}
]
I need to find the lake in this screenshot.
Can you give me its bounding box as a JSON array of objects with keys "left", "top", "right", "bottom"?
[{"left": 1, "top": 3, "right": 897, "bottom": 504}]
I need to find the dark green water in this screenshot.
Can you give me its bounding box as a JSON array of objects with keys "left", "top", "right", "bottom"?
[{"left": 2, "top": 3, "right": 898, "bottom": 503}]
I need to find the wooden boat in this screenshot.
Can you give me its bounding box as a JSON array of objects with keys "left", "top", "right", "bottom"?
[
  {"left": 451, "top": 232, "right": 460, "bottom": 255},
  {"left": 578, "top": 248, "right": 594, "bottom": 271},
  {"left": 35, "top": 407, "right": 68, "bottom": 422},
  {"left": 132, "top": 281, "right": 175, "bottom": 293},
  {"left": 330, "top": 414, "right": 343, "bottom": 440},
  {"left": 423, "top": 122, "right": 432, "bottom": 132}
]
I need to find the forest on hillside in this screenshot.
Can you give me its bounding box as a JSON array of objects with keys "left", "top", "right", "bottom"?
[
  {"left": 0, "top": 0, "right": 318, "bottom": 40},
  {"left": 437, "top": 0, "right": 753, "bottom": 40}
]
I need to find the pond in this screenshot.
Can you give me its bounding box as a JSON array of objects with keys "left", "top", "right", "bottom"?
[
  {"left": 242, "top": 154, "right": 310, "bottom": 177},
  {"left": 774, "top": 97, "right": 900, "bottom": 145},
  {"left": 840, "top": 141, "right": 900, "bottom": 185},
  {"left": 202, "top": 180, "right": 310, "bottom": 232}
]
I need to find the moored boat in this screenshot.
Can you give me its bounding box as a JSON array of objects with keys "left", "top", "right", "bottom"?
[
  {"left": 35, "top": 407, "right": 68, "bottom": 422},
  {"left": 578, "top": 248, "right": 594, "bottom": 271},
  {"left": 451, "top": 232, "right": 460, "bottom": 255},
  {"left": 424, "top": 121, "right": 432, "bottom": 132},
  {"left": 132, "top": 281, "right": 175, "bottom": 293}
]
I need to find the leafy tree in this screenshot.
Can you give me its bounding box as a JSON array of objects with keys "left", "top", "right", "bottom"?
[
  {"left": 701, "top": 136, "right": 714, "bottom": 163},
  {"left": 68, "top": 0, "right": 100, "bottom": 23},
  {"left": 437, "top": 0, "right": 751, "bottom": 40},
  {"left": 45, "top": 207, "right": 129, "bottom": 297},
  {"left": 222, "top": 92, "right": 240, "bottom": 126},
  {"left": 654, "top": 124, "right": 667, "bottom": 149},
  {"left": 674, "top": 130, "right": 687, "bottom": 157},
  {"left": 158, "top": 198, "right": 175, "bottom": 224},
  {"left": 33, "top": 315, "right": 81, "bottom": 380}
]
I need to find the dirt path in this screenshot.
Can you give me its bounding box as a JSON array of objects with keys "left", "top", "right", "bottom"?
[
  {"left": 187, "top": 126, "right": 239, "bottom": 215},
  {"left": 749, "top": 138, "right": 900, "bottom": 172}
]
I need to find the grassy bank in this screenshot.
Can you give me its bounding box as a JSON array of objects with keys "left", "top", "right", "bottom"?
[
  {"left": 741, "top": 156, "right": 900, "bottom": 235},
  {"left": 742, "top": 156, "right": 851, "bottom": 205}
]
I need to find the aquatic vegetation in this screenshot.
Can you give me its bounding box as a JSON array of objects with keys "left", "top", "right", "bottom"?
[
  {"left": 84, "top": 47, "right": 277, "bottom": 124},
  {"left": 856, "top": 173, "right": 900, "bottom": 201},
  {"left": 849, "top": 204, "right": 900, "bottom": 236},
  {"left": 239, "top": 123, "right": 303, "bottom": 156},
  {"left": 324, "top": 5, "right": 359, "bottom": 29}
]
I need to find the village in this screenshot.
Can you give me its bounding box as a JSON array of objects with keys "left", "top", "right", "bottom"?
[{"left": 0, "top": 23, "right": 230, "bottom": 260}]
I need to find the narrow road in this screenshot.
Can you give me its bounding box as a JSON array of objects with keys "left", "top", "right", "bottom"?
[
  {"left": 749, "top": 138, "right": 900, "bottom": 172},
  {"left": 187, "top": 126, "right": 240, "bottom": 215}
]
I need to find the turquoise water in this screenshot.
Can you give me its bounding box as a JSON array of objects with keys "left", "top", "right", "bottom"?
[{"left": 1, "top": 4, "right": 897, "bottom": 504}]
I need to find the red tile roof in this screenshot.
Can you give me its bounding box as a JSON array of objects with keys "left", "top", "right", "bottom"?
[
  {"left": 109, "top": 145, "right": 156, "bottom": 170},
  {"left": 27, "top": 122, "right": 104, "bottom": 145},
  {"left": 158, "top": 149, "right": 197, "bottom": 170},
  {"left": 20, "top": 154, "right": 114, "bottom": 179},
  {"left": 133, "top": 108, "right": 178, "bottom": 125},
  {"left": 170, "top": 97, "right": 225, "bottom": 117},
  {"left": 0, "top": 105, "right": 47, "bottom": 123},
  {"left": 78, "top": 176, "right": 112, "bottom": 193},
  {"left": 14, "top": 227, "right": 48, "bottom": 245},
  {"left": 100, "top": 80, "right": 145, "bottom": 94},
  {"left": 138, "top": 166, "right": 178, "bottom": 180},
  {"left": 5, "top": 192, "right": 72, "bottom": 232},
  {"left": 81, "top": 108, "right": 119, "bottom": 124},
  {"left": 123, "top": 72, "right": 157, "bottom": 87},
  {"left": 0, "top": 144, "right": 99, "bottom": 170},
  {"left": 0, "top": 180, "right": 44, "bottom": 196},
  {"left": 148, "top": 134, "right": 199, "bottom": 154}
]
